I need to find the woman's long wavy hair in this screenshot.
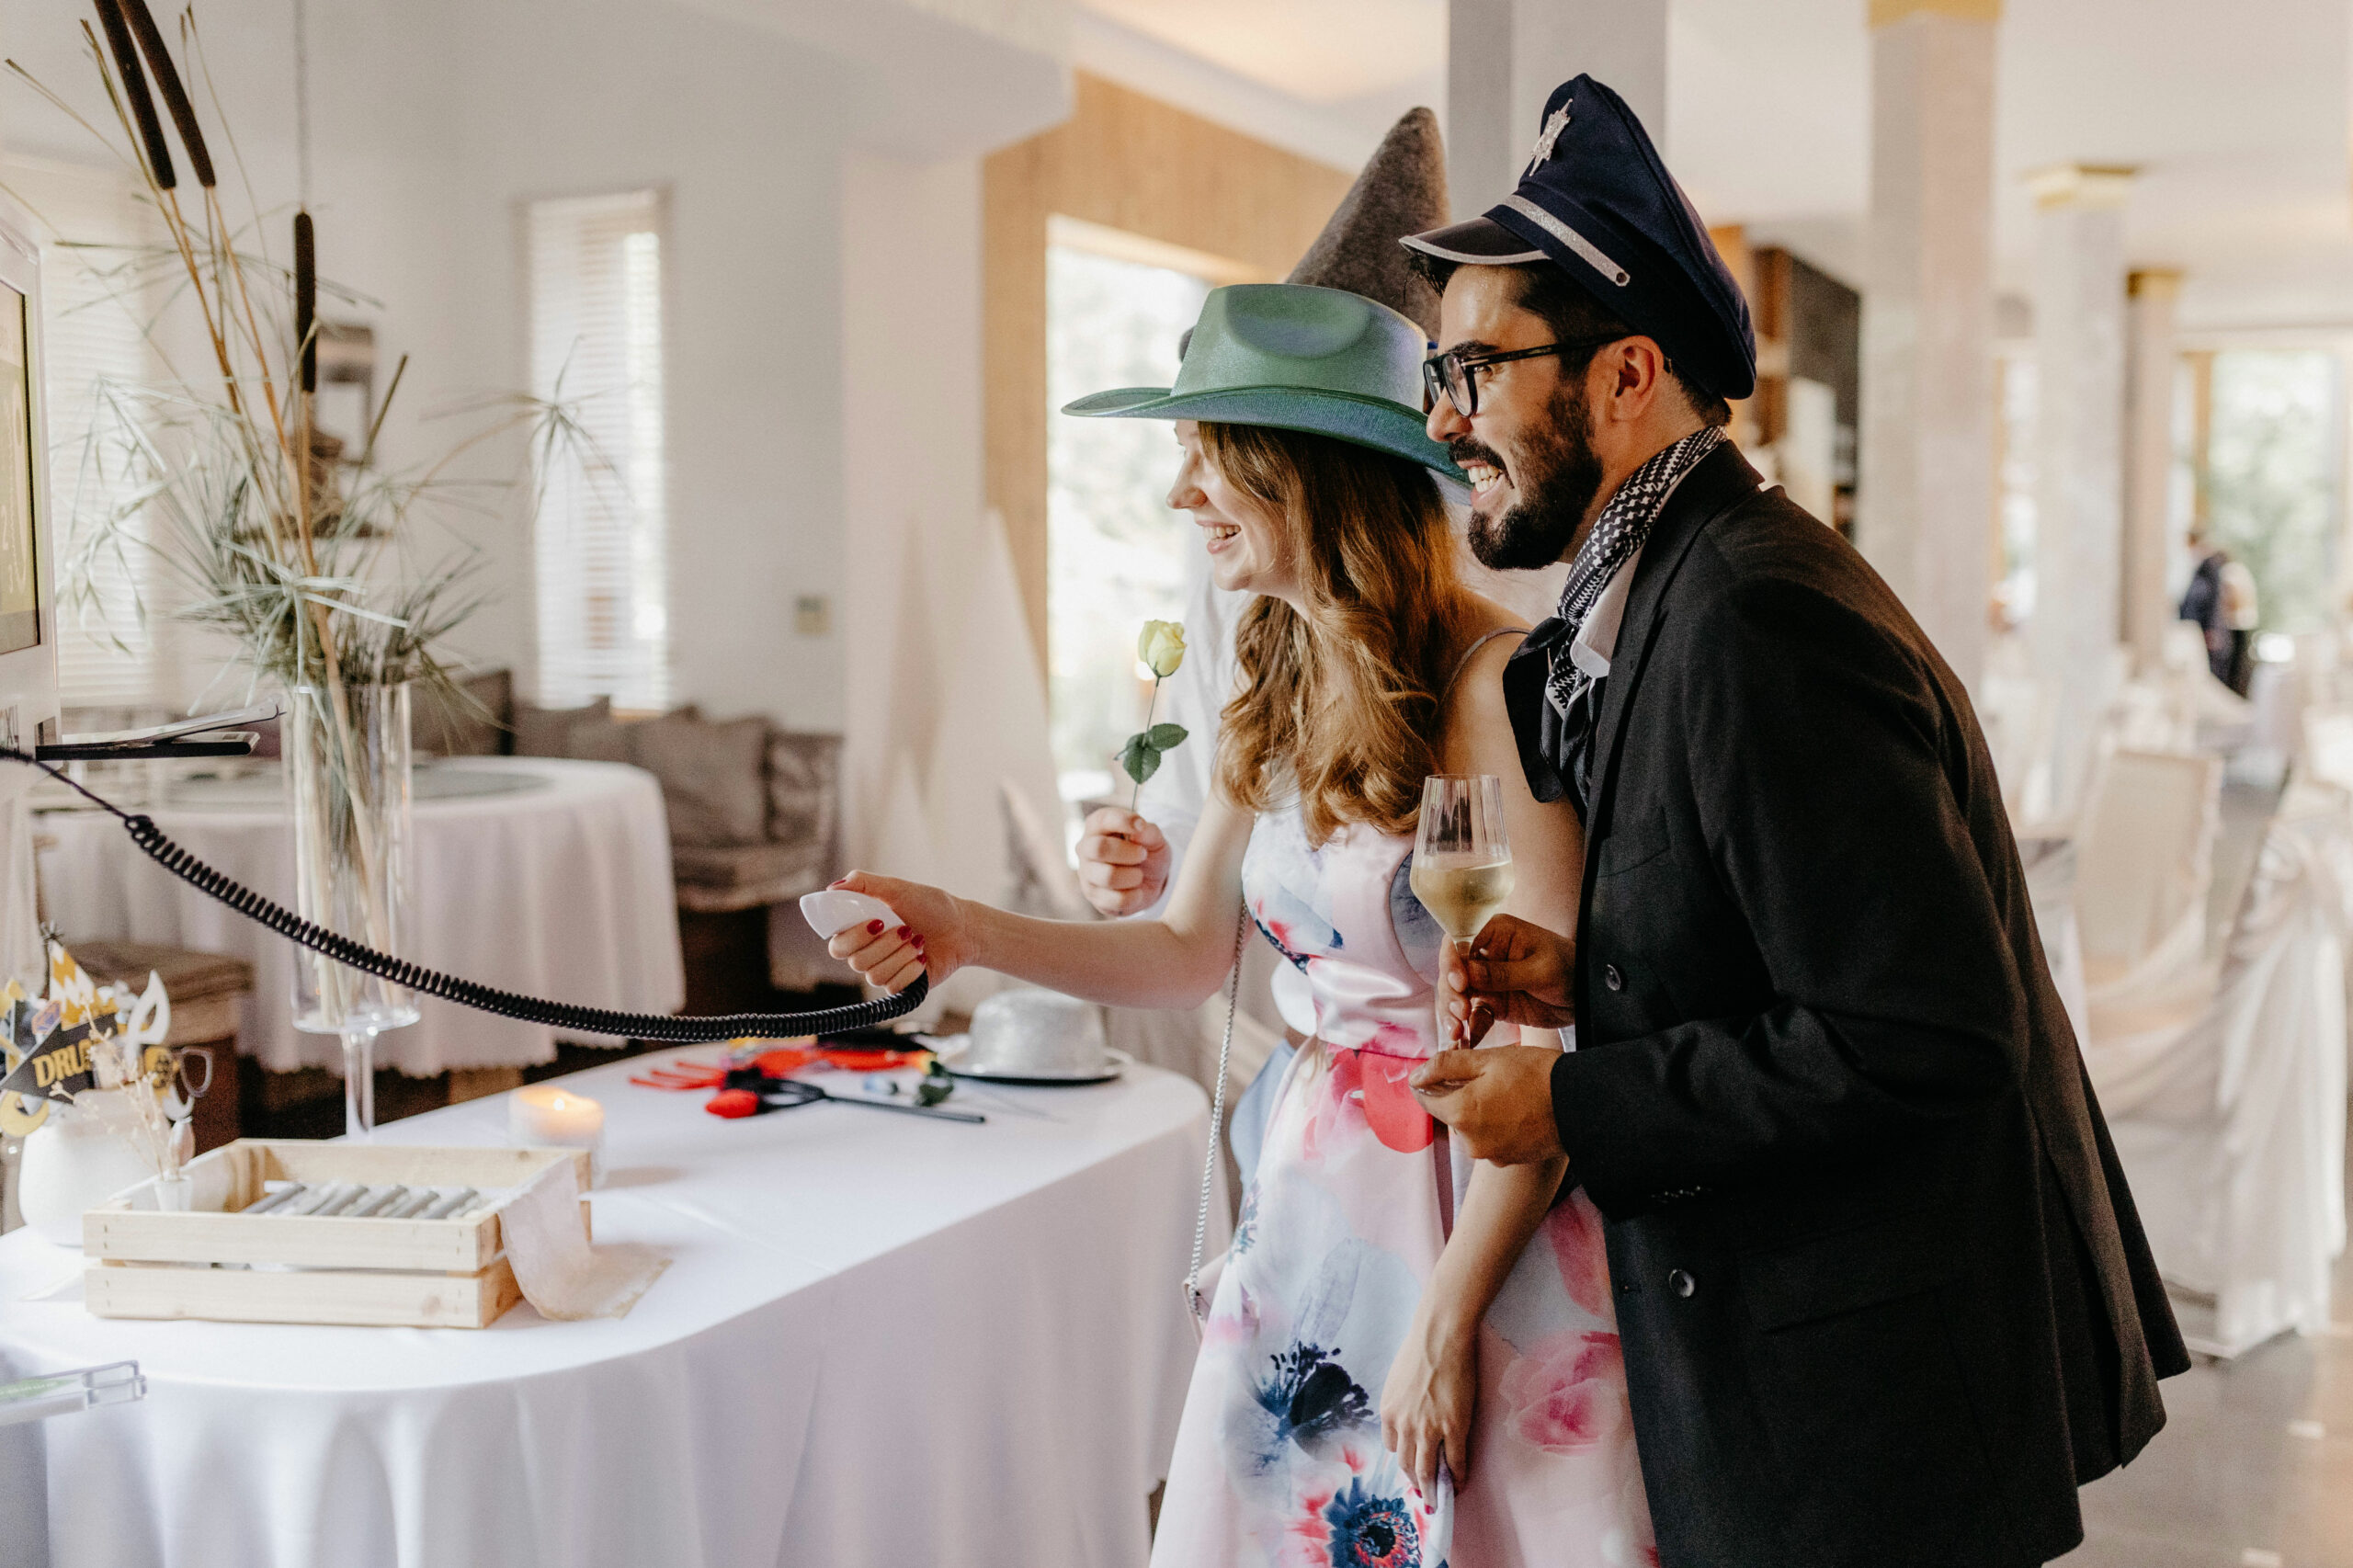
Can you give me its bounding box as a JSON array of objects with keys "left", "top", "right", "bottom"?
[{"left": 1206, "top": 421, "right": 1474, "bottom": 845}]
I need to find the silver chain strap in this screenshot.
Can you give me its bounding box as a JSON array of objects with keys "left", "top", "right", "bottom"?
[{"left": 1184, "top": 903, "right": 1250, "bottom": 1324}]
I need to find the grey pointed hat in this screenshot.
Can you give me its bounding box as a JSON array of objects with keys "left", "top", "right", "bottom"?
[
  {"left": 1289, "top": 107, "right": 1450, "bottom": 340},
  {"left": 1070, "top": 109, "right": 1461, "bottom": 479}
]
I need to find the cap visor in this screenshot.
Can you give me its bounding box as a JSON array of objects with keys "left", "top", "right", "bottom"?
[{"left": 1401, "top": 216, "right": 1546, "bottom": 267}]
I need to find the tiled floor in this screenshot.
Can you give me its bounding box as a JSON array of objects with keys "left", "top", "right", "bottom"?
[{"left": 2055, "top": 1141, "right": 2353, "bottom": 1568}]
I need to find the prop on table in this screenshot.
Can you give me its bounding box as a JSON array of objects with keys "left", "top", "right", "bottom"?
[
  {"left": 8, "top": 940, "right": 200, "bottom": 1243},
  {"left": 938, "top": 988, "right": 1126, "bottom": 1086},
  {"left": 704, "top": 1068, "right": 983, "bottom": 1124},
  {"left": 495, "top": 1154, "right": 667, "bottom": 1320},
  {"left": 1119, "top": 620, "right": 1190, "bottom": 807},
  {"left": 0, "top": 1361, "right": 145, "bottom": 1428},
  {"left": 632, "top": 1037, "right": 981, "bottom": 1122},
  {"left": 81, "top": 1140, "right": 620, "bottom": 1329}
]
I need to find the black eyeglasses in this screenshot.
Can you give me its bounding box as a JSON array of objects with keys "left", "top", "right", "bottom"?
[{"left": 1423, "top": 335, "right": 1628, "bottom": 418}]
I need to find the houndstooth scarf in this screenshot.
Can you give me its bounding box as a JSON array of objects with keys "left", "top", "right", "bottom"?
[{"left": 1544, "top": 424, "right": 1726, "bottom": 720}]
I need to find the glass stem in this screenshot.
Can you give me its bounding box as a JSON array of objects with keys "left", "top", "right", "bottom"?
[{"left": 342, "top": 1025, "right": 378, "bottom": 1140}]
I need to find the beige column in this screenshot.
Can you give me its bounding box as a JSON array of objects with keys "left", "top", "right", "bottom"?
[
  {"left": 1856, "top": 0, "right": 1999, "bottom": 693},
  {"left": 2029, "top": 164, "right": 2134, "bottom": 815},
  {"left": 1448, "top": 0, "right": 1667, "bottom": 215},
  {"left": 2122, "top": 268, "right": 2182, "bottom": 673}
]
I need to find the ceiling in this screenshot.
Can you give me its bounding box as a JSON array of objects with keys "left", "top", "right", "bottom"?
[{"left": 1073, "top": 0, "right": 2353, "bottom": 333}]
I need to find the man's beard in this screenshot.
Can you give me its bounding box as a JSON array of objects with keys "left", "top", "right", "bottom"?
[{"left": 1454, "top": 382, "right": 1605, "bottom": 572}]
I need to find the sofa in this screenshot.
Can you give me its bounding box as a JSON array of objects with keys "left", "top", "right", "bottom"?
[{"left": 415, "top": 676, "right": 845, "bottom": 1004}]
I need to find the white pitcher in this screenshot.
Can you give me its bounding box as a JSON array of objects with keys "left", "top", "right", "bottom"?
[{"left": 16, "top": 1105, "right": 154, "bottom": 1246}]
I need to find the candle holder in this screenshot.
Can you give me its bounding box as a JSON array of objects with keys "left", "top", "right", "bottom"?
[{"left": 508, "top": 1085, "right": 605, "bottom": 1187}]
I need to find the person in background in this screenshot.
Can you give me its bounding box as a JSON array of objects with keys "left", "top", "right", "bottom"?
[{"left": 2179, "top": 524, "right": 2258, "bottom": 694}]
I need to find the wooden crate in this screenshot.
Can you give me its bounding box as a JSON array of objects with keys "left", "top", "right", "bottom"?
[{"left": 83, "top": 1139, "right": 591, "bottom": 1329}]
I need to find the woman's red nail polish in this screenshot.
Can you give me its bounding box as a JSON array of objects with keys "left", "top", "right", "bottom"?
[
  {"left": 895, "top": 925, "right": 911, "bottom": 938},
  {"left": 867, "top": 919, "right": 885, "bottom": 935}
]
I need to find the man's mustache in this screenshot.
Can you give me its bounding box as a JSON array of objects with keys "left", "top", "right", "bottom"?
[{"left": 1449, "top": 439, "right": 1504, "bottom": 472}]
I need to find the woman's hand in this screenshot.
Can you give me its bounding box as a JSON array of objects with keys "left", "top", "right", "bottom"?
[
  {"left": 1074, "top": 808, "right": 1172, "bottom": 916},
  {"left": 1381, "top": 1309, "right": 1476, "bottom": 1496},
  {"left": 823, "top": 871, "right": 970, "bottom": 992},
  {"left": 1440, "top": 913, "right": 1576, "bottom": 1044}
]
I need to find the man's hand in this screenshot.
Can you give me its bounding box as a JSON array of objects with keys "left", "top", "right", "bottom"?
[
  {"left": 1411, "top": 1046, "right": 1566, "bottom": 1165},
  {"left": 1075, "top": 808, "right": 1172, "bottom": 916},
  {"left": 1439, "top": 913, "right": 1575, "bottom": 1044}
]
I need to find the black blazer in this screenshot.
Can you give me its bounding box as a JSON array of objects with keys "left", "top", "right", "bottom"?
[{"left": 1506, "top": 445, "right": 2188, "bottom": 1568}]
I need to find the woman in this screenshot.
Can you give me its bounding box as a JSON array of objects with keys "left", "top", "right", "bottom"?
[{"left": 831, "top": 284, "right": 1653, "bottom": 1567}]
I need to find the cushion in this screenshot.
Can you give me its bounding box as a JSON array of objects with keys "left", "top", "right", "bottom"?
[
  {"left": 414, "top": 669, "right": 515, "bottom": 757},
  {"left": 629, "top": 710, "right": 770, "bottom": 847},
  {"left": 766, "top": 732, "right": 842, "bottom": 851},
  {"left": 670, "top": 840, "right": 831, "bottom": 912},
  {"left": 513, "top": 696, "right": 610, "bottom": 758}
]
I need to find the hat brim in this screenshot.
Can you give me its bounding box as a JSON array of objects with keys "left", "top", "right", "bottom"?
[
  {"left": 1063, "top": 385, "right": 1465, "bottom": 483},
  {"left": 1400, "top": 216, "right": 1546, "bottom": 267}
]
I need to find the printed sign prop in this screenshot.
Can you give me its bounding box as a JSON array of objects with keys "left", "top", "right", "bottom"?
[{"left": 0, "top": 941, "right": 174, "bottom": 1136}]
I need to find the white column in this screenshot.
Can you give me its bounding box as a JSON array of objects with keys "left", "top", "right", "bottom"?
[
  {"left": 1448, "top": 0, "right": 1667, "bottom": 215},
  {"left": 2122, "top": 268, "right": 2182, "bottom": 675},
  {"left": 2029, "top": 164, "right": 2133, "bottom": 814},
  {"left": 1856, "top": 0, "right": 1999, "bottom": 694}
]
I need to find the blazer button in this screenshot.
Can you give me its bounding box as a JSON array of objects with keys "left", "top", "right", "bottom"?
[
  {"left": 1604, "top": 964, "right": 1625, "bottom": 992},
  {"left": 1667, "top": 1268, "right": 1696, "bottom": 1299}
]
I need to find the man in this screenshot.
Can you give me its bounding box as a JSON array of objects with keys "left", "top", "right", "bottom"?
[
  {"left": 2178, "top": 525, "right": 2256, "bottom": 694},
  {"left": 1402, "top": 76, "right": 2187, "bottom": 1568}
]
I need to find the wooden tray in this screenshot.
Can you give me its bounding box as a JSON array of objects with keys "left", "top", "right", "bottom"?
[{"left": 83, "top": 1139, "right": 591, "bottom": 1329}]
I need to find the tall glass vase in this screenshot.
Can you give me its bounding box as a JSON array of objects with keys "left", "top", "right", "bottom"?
[{"left": 287, "top": 680, "right": 419, "bottom": 1140}]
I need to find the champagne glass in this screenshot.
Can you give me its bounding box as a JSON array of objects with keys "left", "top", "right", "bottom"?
[{"left": 1410, "top": 774, "right": 1515, "bottom": 953}]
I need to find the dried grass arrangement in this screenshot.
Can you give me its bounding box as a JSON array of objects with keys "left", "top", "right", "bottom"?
[{"left": 4, "top": 0, "right": 617, "bottom": 718}]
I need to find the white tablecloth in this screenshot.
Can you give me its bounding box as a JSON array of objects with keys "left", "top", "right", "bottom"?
[
  {"left": 34, "top": 758, "right": 686, "bottom": 1075},
  {"left": 0, "top": 1046, "right": 1213, "bottom": 1568}
]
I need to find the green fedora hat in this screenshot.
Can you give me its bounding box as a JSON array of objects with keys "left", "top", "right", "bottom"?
[{"left": 1063, "top": 283, "right": 1464, "bottom": 482}]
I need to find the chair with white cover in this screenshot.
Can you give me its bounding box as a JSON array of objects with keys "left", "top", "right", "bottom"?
[
  {"left": 2080, "top": 766, "right": 2349, "bottom": 1357},
  {"left": 2074, "top": 750, "right": 2222, "bottom": 1000},
  {"left": 1982, "top": 671, "right": 2059, "bottom": 832}
]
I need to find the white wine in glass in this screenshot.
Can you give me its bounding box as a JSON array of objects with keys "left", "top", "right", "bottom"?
[{"left": 1411, "top": 774, "right": 1514, "bottom": 950}]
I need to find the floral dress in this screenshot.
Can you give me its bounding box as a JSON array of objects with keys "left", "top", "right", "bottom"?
[{"left": 1151, "top": 804, "right": 1656, "bottom": 1568}]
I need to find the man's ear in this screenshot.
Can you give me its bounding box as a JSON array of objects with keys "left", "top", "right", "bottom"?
[{"left": 1597, "top": 337, "right": 1671, "bottom": 426}]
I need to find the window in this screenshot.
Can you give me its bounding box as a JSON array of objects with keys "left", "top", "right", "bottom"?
[
  {"left": 9, "top": 162, "right": 163, "bottom": 708},
  {"left": 526, "top": 189, "right": 671, "bottom": 710},
  {"left": 2199, "top": 349, "right": 2338, "bottom": 636},
  {"left": 1044, "top": 226, "right": 1218, "bottom": 801}
]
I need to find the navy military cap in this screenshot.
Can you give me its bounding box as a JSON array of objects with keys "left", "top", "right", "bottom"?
[{"left": 1404, "top": 75, "right": 1756, "bottom": 402}]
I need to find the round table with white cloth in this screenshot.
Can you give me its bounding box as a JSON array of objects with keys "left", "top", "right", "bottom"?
[
  {"left": 0, "top": 1047, "right": 1212, "bottom": 1568},
  {"left": 33, "top": 757, "right": 685, "bottom": 1075}
]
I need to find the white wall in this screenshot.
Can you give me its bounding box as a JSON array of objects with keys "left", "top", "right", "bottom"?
[
  {"left": 433, "top": 0, "right": 861, "bottom": 725},
  {"left": 839, "top": 151, "right": 1063, "bottom": 971},
  {"left": 0, "top": 0, "right": 1068, "bottom": 740}
]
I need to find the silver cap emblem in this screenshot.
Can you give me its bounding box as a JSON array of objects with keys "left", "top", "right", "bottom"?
[{"left": 1527, "top": 103, "right": 1572, "bottom": 174}]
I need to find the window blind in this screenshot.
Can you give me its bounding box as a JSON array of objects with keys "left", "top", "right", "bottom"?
[
  {"left": 525, "top": 188, "right": 672, "bottom": 712},
  {"left": 8, "top": 162, "right": 162, "bottom": 708}
]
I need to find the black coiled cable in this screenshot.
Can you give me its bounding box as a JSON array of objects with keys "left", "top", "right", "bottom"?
[{"left": 4, "top": 746, "right": 925, "bottom": 1041}]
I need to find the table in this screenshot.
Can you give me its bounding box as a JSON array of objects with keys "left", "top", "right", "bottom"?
[
  {"left": 35, "top": 758, "right": 685, "bottom": 1076},
  {"left": 0, "top": 1047, "right": 1214, "bottom": 1568}
]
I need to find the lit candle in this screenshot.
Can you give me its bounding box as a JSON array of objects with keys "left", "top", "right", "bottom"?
[{"left": 509, "top": 1085, "right": 606, "bottom": 1187}]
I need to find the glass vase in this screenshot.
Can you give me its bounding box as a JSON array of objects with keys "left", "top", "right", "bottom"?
[{"left": 286, "top": 680, "right": 419, "bottom": 1140}]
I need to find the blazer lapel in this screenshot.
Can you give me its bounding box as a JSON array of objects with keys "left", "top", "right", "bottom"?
[{"left": 1584, "top": 443, "right": 1765, "bottom": 838}]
